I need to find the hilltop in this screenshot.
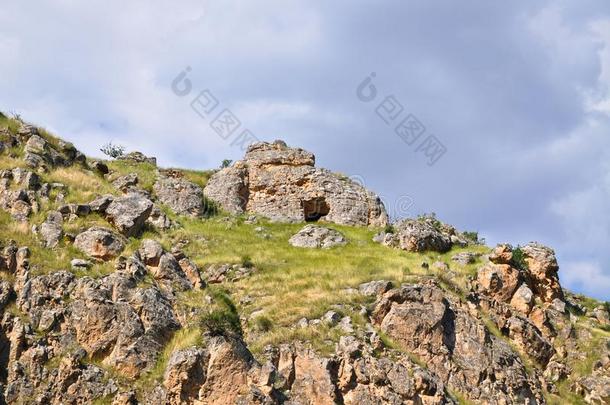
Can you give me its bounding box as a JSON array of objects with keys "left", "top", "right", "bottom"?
[{"left": 0, "top": 112, "right": 608, "bottom": 404}]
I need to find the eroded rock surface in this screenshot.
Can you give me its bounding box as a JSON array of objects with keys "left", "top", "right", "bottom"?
[
  {"left": 288, "top": 225, "right": 347, "bottom": 249},
  {"left": 372, "top": 281, "right": 545, "bottom": 403},
  {"left": 204, "top": 141, "right": 388, "bottom": 226}
]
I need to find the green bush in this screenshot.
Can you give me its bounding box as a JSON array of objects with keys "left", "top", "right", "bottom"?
[
  {"left": 511, "top": 246, "right": 529, "bottom": 271},
  {"left": 253, "top": 316, "right": 273, "bottom": 332},
  {"left": 202, "top": 196, "right": 219, "bottom": 218},
  {"left": 220, "top": 159, "right": 233, "bottom": 168},
  {"left": 100, "top": 142, "right": 125, "bottom": 159},
  {"left": 462, "top": 231, "right": 479, "bottom": 243},
  {"left": 241, "top": 255, "right": 254, "bottom": 269},
  {"left": 200, "top": 289, "right": 242, "bottom": 337},
  {"left": 384, "top": 224, "right": 395, "bottom": 234}
]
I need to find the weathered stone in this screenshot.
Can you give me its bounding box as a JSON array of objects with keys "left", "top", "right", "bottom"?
[
  {"left": 154, "top": 175, "right": 204, "bottom": 217},
  {"left": 477, "top": 263, "right": 521, "bottom": 303},
  {"left": 105, "top": 193, "right": 153, "bottom": 237},
  {"left": 510, "top": 283, "right": 534, "bottom": 315},
  {"left": 204, "top": 141, "right": 388, "bottom": 226},
  {"left": 380, "top": 218, "right": 452, "bottom": 253},
  {"left": 74, "top": 227, "right": 125, "bottom": 260},
  {"left": 372, "top": 282, "right": 544, "bottom": 403},
  {"left": 359, "top": 280, "right": 393, "bottom": 297},
  {"left": 112, "top": 173, "right": 139, "bottom": 192},
  {"left": 89, "top": 194, "right": 114, "bottom": 213},
  {"left": 118, "top": 151, "right": 157, "bottom": 165},
  {"left": 38, "top": 211, "right": 63, "bottom": 248},
  {"left": 451, "top": 252, "right": 477, "bottom": 265},
  {"left": 71, "top": 258, "right": 92, "bottom": 270},
  {"left": 521, "top": 242, "right": 563, "bottom": 302},
  {"left": 147, "top": 205, "right": 173, "bottom": 230},
  {"left": 288, "top": 225, "right": 347, "bottom": 249},
  {"left": 139, "top": 239, "right": 164, "bottom": 267},
  {"left": 489, "top": 244, "right": 513, "bottom": 264}
]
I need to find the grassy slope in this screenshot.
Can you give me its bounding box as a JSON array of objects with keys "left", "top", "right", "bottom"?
[{"left": 2, "top": 113, "right": 609, "bottom": 402}]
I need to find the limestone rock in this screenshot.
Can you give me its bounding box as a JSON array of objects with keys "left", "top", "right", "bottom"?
[
  {"left": 477, "top": 263, "right": 521, "bottom": 302},
  {"left": 112, "top": 173, "right": 139, "bottom": 193},
  {"left": 359, "top": 280, "right": 393, "bottom": 297},
  {"left": 89, "top": 194, "right": 114, "bottom": 213},
  {"left": 204, "top": 141, "right": 388, "bottom": 226},
  {"left": 154, "top": 174, "right": 204, "bottom": 217},
  {"left": 74, "top": 227, "right": 125, "bottom": 260},
  {"left": 380, "top": 218, "right": 452, "bottom": 253},
  {"left": 372, "top": 282, "right": 544, "bottom": 403},
  {"left": 288, "top": 225, "right": 347, "bottom": 249},
  {"left": 521, "top": 242, "right": 563, "bottom": 302},
  {"left": 105, "top": 193, "right": 153, "bottom": 237},
  {"left": 38, "top": 211, "right": 63, "bottom": 248}
]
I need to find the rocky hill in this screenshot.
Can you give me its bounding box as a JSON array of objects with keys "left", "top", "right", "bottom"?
[{"left": 0, "top": 112, "right": 609, "bottom": 404}]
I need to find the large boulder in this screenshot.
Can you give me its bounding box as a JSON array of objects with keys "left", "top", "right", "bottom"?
[
  {"left": 288, "top": 225, "right": 347, "bottom": 249},
  {"left": 204, "top": 140, "right": 388, "bottom": 226},
  {"left": 74, "top": 227, "right": 125, "bottom": 260},
  {"left": 105, "top": 193, "right": 153, "bottom": 237},
  {"left": 372, "top": 281, "right": 545, "bottom": 403},
  {"left": 380, "top": 218, "right": 452, "bottom": 253},
  {"left": 521, "top": 242, "right": 563, "bottom": 302},
  {"left": 153, "top": 174, "right": 204, "bottom": 217}
]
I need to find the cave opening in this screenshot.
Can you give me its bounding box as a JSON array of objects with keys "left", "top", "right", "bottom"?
[{"left": 302, "top": 197, "right": 330, "bottom": 222}]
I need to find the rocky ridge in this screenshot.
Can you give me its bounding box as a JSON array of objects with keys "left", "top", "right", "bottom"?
[{"left": 0, "top": 114, "right": 608, "bottom": 404}]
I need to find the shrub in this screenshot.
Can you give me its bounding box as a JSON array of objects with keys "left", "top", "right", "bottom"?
[
  {"left": 202, "top": 196, "right": 219, "bottom": 218},
  {"left": 253, "top": 316, "right": 273, "bottom": 332},
  {"left": 384, "top": 224, "right": 395, "bottom": 234},
  {"left": 200, "top": 289, "right": 242, "bottom": 337},
  {"left": 511, "top": 246, "right": 529, "bottom": 271},
  {"left": 241, "top": 255, "right": 254, "bottom": 269},
  {"left": 462, "top": 231, "right": 479, "bottom": 243},
  {"left": 100, "top": 142, "right": 125, "bottom": 159},
  {"left": 220, "top": 159, "right": 233, "bottom": 169}
]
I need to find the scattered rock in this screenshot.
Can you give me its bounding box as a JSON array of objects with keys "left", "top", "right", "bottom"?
[
  {"left": 71, "top": 258, "right": 92, "bottom": 270},
  {"left": 112, "top": 173, "right": 139, "bottom": 192},
  {"left": 379, "top": 218, "right": 452, "bottom": 252},
  {"left": 89, "top": 194, "right": 114, "bottom": 213},
  {"left": 117, "top": 151, "right": 157, "bottom": 165},
  {"left": 321, "top": 310, "right": 341, "bottom": 326},
  {"left": 74, "top": 227, "right": 125, "bottom": 260},
  {"left": 105, "top": 193, "right": 153, "bottom": 237},
  {"left": 359, "top": 280, "right": 393, "bottom": 297},
  {"left": 154, "top": 175, "right": 204, "bottom": 217},
  {"left": 288, "top": 224, "right": 347, "bottom": 248},
  {"left": 38, "top": 211, "right": 63, "bottom": 248},
  {"left": 451, "top": 252, "right": 477, "bottom": 265},
  {"left": 372, "top": 281, "right": 545, "bottom": 403}
]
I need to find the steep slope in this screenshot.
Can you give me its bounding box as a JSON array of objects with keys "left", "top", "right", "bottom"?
[{"left": 0, "top": 113, "right": 608, "bottom": 404}]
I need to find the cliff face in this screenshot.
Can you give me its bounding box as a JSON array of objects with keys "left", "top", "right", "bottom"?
[
  {"left": 0, "top": 113, "right": 609, "bottom": 404},
  {"left": 204, "top": 140, "right": 388, "bottom": 227}
]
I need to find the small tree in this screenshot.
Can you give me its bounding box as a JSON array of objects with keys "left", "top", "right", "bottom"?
[
  {"left": 220, "top": 159, "right": 233, "bottom": 169},
  {"left": 100, "top": 142, "right": 125, "bottom": 159}
]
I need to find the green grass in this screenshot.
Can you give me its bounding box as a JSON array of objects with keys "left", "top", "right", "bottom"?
[{"left": 106, "top": 160, "right": 158, "bottom": 193}]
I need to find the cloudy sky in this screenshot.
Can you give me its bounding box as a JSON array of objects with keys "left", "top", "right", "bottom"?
[{"left": 1, "top": 0, "right": 610, "bottom": 299}]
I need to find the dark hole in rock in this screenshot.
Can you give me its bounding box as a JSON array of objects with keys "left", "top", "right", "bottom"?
[{"left": 303, "top": 198, "right": 330, "bottom": 222}]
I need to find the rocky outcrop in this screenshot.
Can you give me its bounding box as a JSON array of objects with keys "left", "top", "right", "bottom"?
[
  {"left": 372, "top": 281, "right": 545, "bottom": 403},
  {"left": 204, "top": 140, "right": 388, "bottom": 226},
  {"left": 375, "top": 218, "right": 453, "bottom": 253},
  {"left": 288, "top": 225, "right": 347, "bottom": 249},
  {"left": 74, "top": 227, "right": 125, "bottom": 260},
  {"left": 154, "top": 173, "right": 205, "bottom": 217},
  {"left": 105, "top": 193, "right": 153, "bottom": 237},
  {"left": 13, "top": 123, "right": 85, "bottom": 170}
]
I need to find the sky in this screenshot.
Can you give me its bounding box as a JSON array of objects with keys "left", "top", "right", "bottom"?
[{"left": 1, "top": 0, "right": 610, "bottom": 300}]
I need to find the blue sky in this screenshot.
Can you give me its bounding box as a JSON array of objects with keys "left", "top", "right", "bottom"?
[{"left": 1, "top": 1, "right": 610, "bottom": 299}]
